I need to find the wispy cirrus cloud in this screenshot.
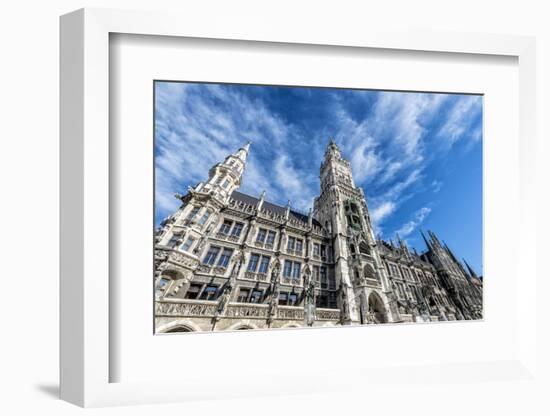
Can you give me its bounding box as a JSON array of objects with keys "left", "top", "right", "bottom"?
[
  {"left": 155, "top": 83, "right": 482, "bottom": 254},
  {"left": 395, "top": 207, "right": 432, "bottom": 238}
]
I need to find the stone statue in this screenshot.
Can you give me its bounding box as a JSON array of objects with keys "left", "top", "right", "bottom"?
[
  {"left": 267, "top": 258, "right": 282, "bottom": 325},
  {"left": 339, "top": 281, "right": 351, "bottom": 323},
  {"left": 303, "top": 264, "right": 315, "bottom": 306}
]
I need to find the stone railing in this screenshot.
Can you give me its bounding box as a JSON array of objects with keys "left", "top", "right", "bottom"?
[
  {"left": 225, "top": 303, "right": 269, "bottom": 318},
  {"left": 215, "top": 232, "right": 241, "bottom": 242},
  {"left": 277, "top": 306, "right": 304, "bottom": 320},
  {"left": 167, "top": 251, "right": 200, "bottom": 269},
  {"left": 244, "top": 271, "right": 269, "bottom": 282},
  {"left": 254, "top": 241, "right": 275, "bottom": 250},
  {"left": 286, "top": 248, "right": 303, "bottom": 257},
  {"left": 196, "top": 264, "right": 228, "bottom": 276},
  {"left": 281, "top": 276, "right": 301, "bottom": 286},
  {"left": 155, "top": 299, "right": 218, "bottom": 317},
  {"left": 315, "top": 308, "right": 340, "bottom": 321}
]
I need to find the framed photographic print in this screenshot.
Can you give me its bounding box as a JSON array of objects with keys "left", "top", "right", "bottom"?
[
  {"left": 60, "top": 7, "right": 538, "bottom": 408},
  {"left": 152, "top": 81, "right": 484, "bottom": 334}
]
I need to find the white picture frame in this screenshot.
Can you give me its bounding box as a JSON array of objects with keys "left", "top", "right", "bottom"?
[{"left": 60, "top": 7, "right": 538, "bottom": 408}]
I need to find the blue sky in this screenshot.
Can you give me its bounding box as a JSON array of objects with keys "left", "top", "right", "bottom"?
[{"left": 155, "top": 81, "right": 483, "bottom": 274}]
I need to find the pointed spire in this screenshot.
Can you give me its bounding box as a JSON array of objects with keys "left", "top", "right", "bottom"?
[
  {"left": 463, "top": 259, "right": 479, "bottom": 278},
  {"left": 285, "top": 200, "right": 291, "bottom": 220},
  {"left": 325, "top": 137, "right": 341, "bottom": 157},
  {"left": 257, "top": 190, "right": 266, "bottom": 211},
  {"left": 234, "top": 140, "right": 251, "bottom": 162},
  {"left": 420, "top": 229, "right": 431, "bottom": 249},
  {"left": 428, "top": 230, "right": 441, "bottom": 247}
]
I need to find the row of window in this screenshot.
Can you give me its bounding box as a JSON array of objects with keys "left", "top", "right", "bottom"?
[
  {"left": 183, "top": 283, "right": 338, "bottom": 308},
  {"left": 203, "top": 246, "right": 234, "bottom": 267},
  {"left": 247, "top": 253, "right": 271, "bottom": 274},
  {"left": 386, "top": 262, "right": 429, "bottom": 283},
  {"left": 219, "top": 219, "right": 244, "bottom": 237}
]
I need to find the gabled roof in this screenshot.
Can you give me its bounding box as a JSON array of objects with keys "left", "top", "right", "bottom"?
[{"left": 230, "top": 190, "right": 321, "bottom": 227}]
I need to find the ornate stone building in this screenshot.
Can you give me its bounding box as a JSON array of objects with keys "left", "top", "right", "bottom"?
[{"left": 154, "top": 140, "right": 483, "bottom": 333}]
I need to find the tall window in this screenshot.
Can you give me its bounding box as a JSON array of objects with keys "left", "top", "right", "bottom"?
[
  {"left": 167, "top": 233, "right": 182, "bottom": 248},
  {"left": 231, "top": 222, "right": 244, "bottom": 237},
  {"left": 313, "top": 266, "right": 320, "bottom": 283},
  {"left": 320, "top": 267, "right": 328, "bottom": 289},
  {"left": 250, "top": 290, "right": 263, "bottom": 303},
  {"left": 237, "top": 288, "right": 250, "bottom": 303},
  {"left": 313, "top": 243, "right": 320, "bottom": 257},
  {"left": 295, "top": 239, "right": 303, "bottom": 253},
  {"left": 283, "top": 260, "right": 293, "bottom": 277},
  {"left": 200, "top": 285, "right": 219, "bottom": 300},
  {"left": 288, "top": 293, "right": 298, "bottom": 306},
  {"left": 186, "top": 206, "right": 200, "bottom": 220},
  {"left": 219, "top": 219, "right": 233, "bottom": 234},
  {"left": 266, "top": 230, "right": 276, "bottom": 245},
  {"left": 258, "top": 256, "right": 270, "bottom": 274},
  {"left": 203, "top": 246, "right": 221, "bottom": 265},
  {"left": 222, "top": 179, "right": 230, "bottom": 189},
  {"left": 328, "top": 292, "right": 337, "bottom": 308},
  {"left": 185, "top": 283, "right": 202, "bottom": 299},
  {"left": 256, "top": 228, "right": 267, "bottom": 243},
  {"left": 198, "top": 210, "right": 211, "bottom": 225},
  {"left": 316, "top": 295, "right": 328, "bottom": 308},
  {"left": 248, "top": 254, "right": 260, "bottom": 272},
  {"left": 328, "top": 272, "right": 336, "bottom": 290},
  {"left": 287, "top": 236, "right": 296, "bottom": 251},
  {"left": 180, "top": 237, "right": 195, "bottom": 252},
  {"left": 320, "top": 244, "right": 327, "bottom": 259},
  {"left": 217, "top": 248, "right": 234, "bottom": 268},
  {"left": 155, "top": 277, "right": 170, "bottom": 297},
  {"left": 292, "top": 262, "right": 301, "bottom": 280}
]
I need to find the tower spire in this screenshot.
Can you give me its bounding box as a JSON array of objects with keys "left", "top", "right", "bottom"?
[
  {"left": 463, "top": 259, "right": 479, "bottom": 278},
  {"left": 420, "top": 229, "right": 431, "bottom": 249}
]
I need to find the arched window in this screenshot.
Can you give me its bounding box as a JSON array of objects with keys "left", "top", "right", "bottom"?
[
  {"left": 363, "top": 264, "right": 379, "bottom": 281},
  {"left": 165, "top": 326, "right": 193, "bottom": 333}
]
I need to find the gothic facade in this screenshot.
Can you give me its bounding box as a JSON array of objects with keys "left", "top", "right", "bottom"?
[{"left": 154, "top": 140, "right": 483, "bottom": 333}]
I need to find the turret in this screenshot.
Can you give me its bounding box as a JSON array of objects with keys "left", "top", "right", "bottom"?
[{"left": 199, "top": 141, "right": 251, "bottom": 202}]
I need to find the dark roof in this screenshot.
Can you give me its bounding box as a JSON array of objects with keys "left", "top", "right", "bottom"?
[{"left": 230, "top": 190, "right": 321, "bottom": 226}]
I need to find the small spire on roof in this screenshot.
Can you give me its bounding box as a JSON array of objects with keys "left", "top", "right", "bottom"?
[
  {"left": 257, "top": 190, "right": 266, "bottom": 211},
  {"left": 285, "top": 200, "right": 291, "bottom": 220}
]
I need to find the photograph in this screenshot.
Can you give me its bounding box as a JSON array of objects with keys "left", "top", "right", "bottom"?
[{"left": 153, "top": 81, "right": 484, "bottom": 333}]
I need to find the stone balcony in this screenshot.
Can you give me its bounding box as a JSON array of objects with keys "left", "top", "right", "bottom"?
[
  {"left": 253, "top": 240, "right": 274, "bottom": 250},
  {"left": 215, "top": 232, "right": 241, "bottom": 242},
  {"left": 156, "top": 299, "right": 218, "bottom": 318},
  {"left": 281, "top": 276, "right": 302, "bottom": 286},
  {"left": 155, "top": 299, "right": 340, "bottom": 323},
  {"left": 286, "top": 248, "right": 303, "bottom": 257},
  {"left": 226, "top": 303, "right": 269, "bottom": 318},
  {"left": 244, "top": 271, "right": 269, "bottom": 282},
  {"left": 196, "top": 264, "right": 228, "bottom": 276}
]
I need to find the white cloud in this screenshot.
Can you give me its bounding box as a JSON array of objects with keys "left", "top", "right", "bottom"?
[
  {"left": 437, "top": 96, "right": 482, "bottom": 146},
  {"left": 370, "top": 200, "right": 397, "bottom": 230},
  {"left": 154, "top": 82, "right": 319, "bottom": 221},
  {"left": 395, "top": 207, "right": 432, "bottom": 238}
]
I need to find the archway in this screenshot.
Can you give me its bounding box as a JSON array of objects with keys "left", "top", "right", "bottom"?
[
  {"left": 368, "top": 292, "right": 387, "bottom": 323},
  {"left": 165, "top": 325, "right": 194, "bottom": 333},
  {"left": 156, "top": 319, "right": 202, "bottom": 334},
  {"left": 227, "top": 321, "right": 259, "bottom": 331}
]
